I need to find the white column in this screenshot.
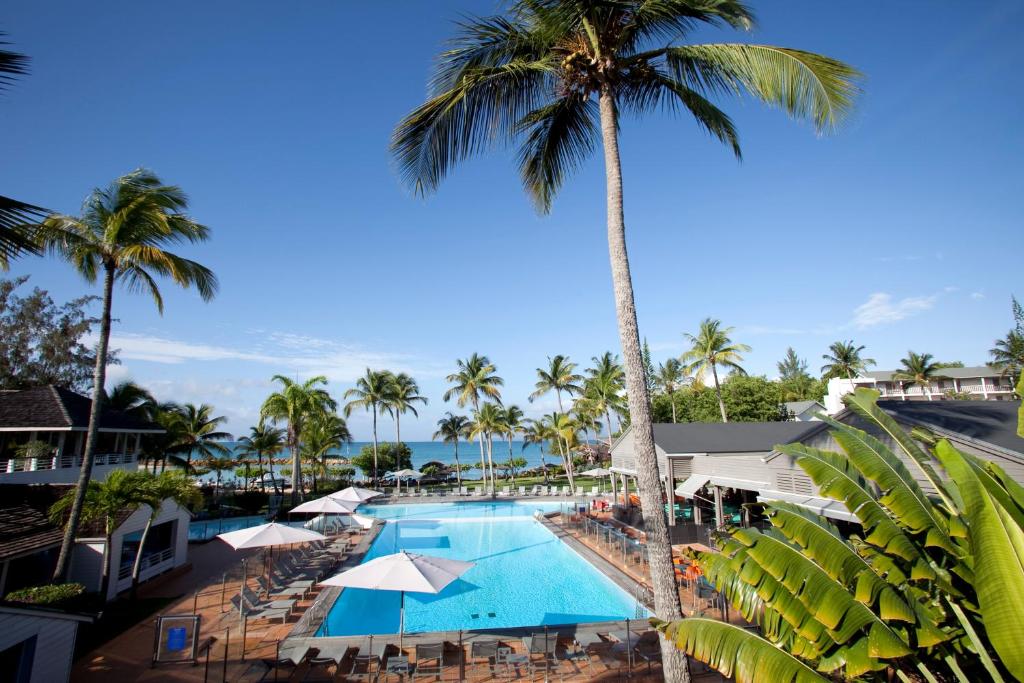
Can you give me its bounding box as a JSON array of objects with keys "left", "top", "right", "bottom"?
[
  {"left": 713, "top": 486, "right": 724, "bottom": 528},
  {"left": 981, "top": 376, "right": 989, "bottom": 399}
]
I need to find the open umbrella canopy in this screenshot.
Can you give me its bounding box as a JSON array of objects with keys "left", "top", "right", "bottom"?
[
  {"left": 216, "top": 522, "right": 326, "bottom": 549},
  {"left": 580, "top": 467, "right": 612, "bottom": 477},
  {"left": 320, "top": 551, "right": 474, "bottom": 594},
  {"left": 389, "top": 469, "right": 423, "bottom": 479},
  {"left": 329, "top": 486, "right": 383, "bottom": 503},
  {"left": 291, "top": 496, "right": 360, "bottom": 514}
]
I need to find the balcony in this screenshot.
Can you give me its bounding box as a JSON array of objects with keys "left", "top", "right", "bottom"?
[{"left": 0, "top": 452, "right": 137, "bottom": 484}]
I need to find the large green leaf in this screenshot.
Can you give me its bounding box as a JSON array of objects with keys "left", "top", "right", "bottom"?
[
  {"left": 654, "top": 618, "right": 828, "bottom": 683},
  {"left": 842, "top": 388, "right": 955, "bottom": 510},
  {"left": 733, "top": 528, "right": 912, "bottom": 662},
  {"left": 934, "top": 441, "right": 1024, "bottom": 679},
  {"left": 822, "top": 414, "right": 955, "bottom": 552},
  {"left": 762, "top": 501, "right": 914, "bottom": 622},
  {"left": 778, "top": 443, "right": 922, "bottom": 563}
]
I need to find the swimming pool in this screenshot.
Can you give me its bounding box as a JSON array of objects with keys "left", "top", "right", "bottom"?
[
  {"left": 188, "top": 515, "right": 306, "bottom": 541},
  {"left": 318, "top": 501, "right": 644, "bottom": 636}
]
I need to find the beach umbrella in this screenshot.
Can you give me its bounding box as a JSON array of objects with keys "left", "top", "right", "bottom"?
[
  {"left": 391, "top": 469, "right": 423, "bottom": 495},
  {"left": 217, "top": 522, "right": 327, "bottom": 598},
  {"left": 580, "top": 467, "right": 613, "bottom": 492},
  {"left": 329, "top": 486, "right": 383, "bottom": 503},
  {"left": 319, "top": 551, "right": 474, "bottom": 648},
  {"left": 290, "top": 496, "right": 360, "bottom": 533}
]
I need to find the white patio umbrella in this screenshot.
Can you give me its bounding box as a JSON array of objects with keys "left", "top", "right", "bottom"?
[
  {"left": 319, "top": 551, "right": 474, "bottom": 648},
  {"left": 329, "top": 486, "right": 383, "bottom": 503},
  {"left": 289, "top": 496, "right": 360, "bottom": 533},
  {"left": 580, "top": 467, "right": 613, "bottom": 492},
  {"left": 217, "top": 522, "right": 328, "bottom": 598},
  {"left": 390, "top": 469, "right": 423, "bottom": 495}
]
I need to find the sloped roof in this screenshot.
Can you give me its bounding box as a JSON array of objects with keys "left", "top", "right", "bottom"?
[
  {"left": 0, "top": 386, "right": 162, "bottom": 431},
  {"left": 652, "top": 421, "right": 826, "bottom": 455},
  {"left": 879, "top": 400, "right": 1024, "bottom": 456},
  {"left": 784, "top": 400, "right": 824, "bottom": 415},
  {"left": 0, "top": 486, "right": 65, "bottom": 561},
  {"left": 863, "top": 366, "right": 1002, "bottom": 381}
]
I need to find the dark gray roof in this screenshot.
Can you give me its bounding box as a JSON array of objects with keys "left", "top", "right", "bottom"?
[
  {"left": 864, "top": 366, "right": 1002, "bottom": 381},
  {"left": 784, "top": 400, "right": 824, "bottom": 415},
  {"left": 0, "top": 386, "right": 161, "bottom": 431},
  {"left": 878, "top": 400, "right": 1024, "bottom": 455},
  {"left": 0, "top": 486, "right": 65, "bottom": 561},
  {"left": 652, "top": 421, "right": 826, "bottom": 454}
]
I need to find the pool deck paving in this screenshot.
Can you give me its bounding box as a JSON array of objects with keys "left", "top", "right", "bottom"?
[{"left": 73, "top": 496, "right": 728, "bottom": 681}]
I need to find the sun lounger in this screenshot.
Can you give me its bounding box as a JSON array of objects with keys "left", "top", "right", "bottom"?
[
  {"left": 257, "top": 575, "right": 313, "bottom": 598},
  {"left": 469, "top": 640, "right": 501, "bottom": 676},
  {"left": 307, "top": 638, "right": 354, "bottom": 672},
  {"left": 561, "top": 485, "right": 571, "bottom": 496},
  {"left": 499, "top": 486, "right": 510, "bottom": 497},
  {"left": 242, "top": 585, "right": 295, "bottom": 612},
  {"left": 548, "top": 487, "right": 559, "bottom": 496},
  {"left": 589, "top": 486, "right": 600, "bottom": 496},
  {"left": 530, "top": 485, "right": 541, "bottom": 495},
  {"left": 575, "top": 486, "right": 585, "bottom": 496},
  {"left": 522, "top": 633, "right": 559, "bottom": 675},
  {"left": 473, "top": 486, "right": 484, "bottom": 497},
  {"left": 460, "top": 486, "right": 468, "bottom": 496},
  {"left": 261, "top": 641, "right": 312, "bottom": 678},
  {"left": 518, "top": 486, "right": 527, "bottom": 496},
  {"left": 230, "top": 594, "right": 290, "bottom": 623}
]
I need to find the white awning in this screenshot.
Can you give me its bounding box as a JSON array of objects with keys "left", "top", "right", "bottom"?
[
  {"left": 708, "top": 476, "right": 771, "bottom": 491},
  {"left": 674, "top": 475, "right": 710, "bottom": 498},
  {"left": 756, "top": 490, "right": 856, "bottom": 522}
]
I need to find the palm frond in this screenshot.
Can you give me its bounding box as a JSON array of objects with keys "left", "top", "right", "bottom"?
[
  {"left": 666, "top": 43, "right": 861, "bottom": 132},
  {"left": 655, "top": 618, "right": 828, "bottom": 683}
]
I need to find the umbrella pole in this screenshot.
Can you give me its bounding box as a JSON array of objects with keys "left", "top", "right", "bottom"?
[{"left": 399, "top": 590, "right": 405, "bottom": 653}]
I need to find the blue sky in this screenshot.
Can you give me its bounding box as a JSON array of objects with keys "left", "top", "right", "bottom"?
[{"left": 2, "top": 1, "right": 1021, "bottom": 439}]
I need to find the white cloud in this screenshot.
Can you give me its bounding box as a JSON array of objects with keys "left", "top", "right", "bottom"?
[
  {"left": 851, "top": 292, "right": 937, "bottom": 329},
  {"left": 99, "top": 331, "right": 445, "bottom": 383},
  {"left": 971, "top": 291, "right": 985, "bottom": 300}
]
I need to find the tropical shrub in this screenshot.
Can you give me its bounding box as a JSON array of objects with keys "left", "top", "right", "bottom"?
[
  {"left": 351, "top": 442, "right": 412, "bottom": 476},
  {"left": 6, "top": 583, "right": 85, "bottom": 606},
  {"left": 656, "top": 388, "right": 1024, "bottom": 682}
]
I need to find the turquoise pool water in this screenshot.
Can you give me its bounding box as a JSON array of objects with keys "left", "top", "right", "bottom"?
[
  {"left": 188, "top": 515, "right": 305, "bottom": 541},
  {"left": 318, "top": 501, "right": 644, "bottom": 636}
]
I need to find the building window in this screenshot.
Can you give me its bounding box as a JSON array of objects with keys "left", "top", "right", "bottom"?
[{"left": 0, "top": 634, "right": 37, "bottom": 683}]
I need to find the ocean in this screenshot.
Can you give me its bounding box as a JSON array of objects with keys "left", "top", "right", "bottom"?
[{"left": 196, "top": 440, "right": 558, "bottom": 483}]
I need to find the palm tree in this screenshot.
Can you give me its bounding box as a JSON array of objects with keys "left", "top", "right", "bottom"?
[
  {"left": 140, "top": 403, "right": 185, "bottom": 474},
  {"left": 49, "top": 469, "right": 155, "bottom": 598},
  {"left": 393, "top": 3, "right": 858, "bottom": 671},
  {"left": 521, "top": 419, "right": 552, "bottom": 484},
  {"left": 103, "top": 381, "right": 157, "bottom": 420},
  {"left": 262, "top": 375, "right": 336, "bottom": 503},
  {"left": 530, "top": 355, "right": 583, "bottom": 461},
  {"left": 343, "top": 369, "right": 392, "bottom": 483},
  {"left": 301, "top": 412, "right": 352, "bottom": 492},
  {"left": 175, "top": 403, "right": 232, "bottom": 473},
  {"left": 990, "top": 331, "right": 1024, "bottom": 386},
  {"left": 585, "top": 353, "right": 627, "bottom": 446},
  {"left": 384, "top": 372, "right": 427, "bottom": 445},
  {"left": 500, "top": 405, "right": 525, "bottom": 472},
  {"left": 129, "top": 470, "right": 199, "bottom": 598},
  {"left": 654, "top": 358, "right": 687, "bottom": 423},
  {"left": 545, "top": 412, "right": 580, "bottom": 490},
  {"left": 893, "top": 351, "right": 947, "bottom": 401},
  {"left": 0, "top": 33, "right": 47, "bottom": 268},
  {"left": 433, "top": 412, "right": 470, "bottom": 489},
  {"left": 682, "top": 318, "right": 750, "bottom": 422},
  {"left": 468, "top": 402, "right": 504, "bottom": 489},
  {"left": 204, "top": 454, "right": 237, "bottom": 499},
  {"left": 37, "top": 170, "right": 218, "bottom": 582},
  {"left": 237, "top": 423, "right": 286, "bottom": 492},
  {"left": 820, "top": 340, "right": 876, "bottom": 380},
  {"left": 443, "top": 354, "right": 504, "bottom": 490}
]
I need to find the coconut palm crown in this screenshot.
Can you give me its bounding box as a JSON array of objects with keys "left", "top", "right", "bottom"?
[
  {"left": 821, "top": 340, "right": 876, "bottom": 381},
  {"left": 682, "top": 318, "right": 750, "bottom": 422}
]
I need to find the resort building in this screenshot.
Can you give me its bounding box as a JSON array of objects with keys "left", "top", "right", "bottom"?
[
  {"left": 823, "top": 365, "right": 1016, "bottom": 413},
  {"left": 0, "top": 604, "right": 93, "bottom": 683},
  {"left": 783, "top": 400, "right": 825, "bottom": 421},
  {"left": 0, "top": 386, "right": 191, "bottom": 601},
  {"left": 0, "top": 385, "right": 161, "bottom": 484},
  {"left": 610, "top": 399, "right": 1024, "bottom": 532}
]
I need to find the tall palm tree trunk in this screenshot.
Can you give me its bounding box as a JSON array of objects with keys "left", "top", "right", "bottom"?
[
  {"left": 605, "top": 408, "right": 614, "bottom": 450},
  {"left": 53, "top": 264, "right": 115, "bottom": 582},
  {"left": 453, "top": 441, "right": 462, "bottom": 488},
  {"left": 599, "top": 88, "right": 687, "bottom": 681},
  {"left": 555, "top": 391, "right": 576, "bottom": 490},
  {"left": 371, "top": 407, "right": 379, "bottom": 482},
  {"left": 396, "top": 412, "right": 401, "bottom": 446},
  {"left": 486, "top": 432, "right": 496, "bottom": 491},
  {"left": 670, "top": 392, "right": 677, "bottom": 424},
  {"left": 130, "top": 508, "right": 158, "bottom": 599},
  {"left": 711, "top": 362, "right": 728, "bottom": 422},
  {"left": 289, "top": 425, "right": 302, "bottom": 504}
]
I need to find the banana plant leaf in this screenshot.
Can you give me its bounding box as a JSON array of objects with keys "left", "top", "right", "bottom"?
[
  {"left": 934, "top": 441, "right": 1024, "bottom": 680},
  {"left": 654, "top": 617, "right": 828, "bottom": 683}
]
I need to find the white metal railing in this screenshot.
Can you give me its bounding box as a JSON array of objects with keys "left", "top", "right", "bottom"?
[
  {"left": 1, "top": 451, "right": 135, "bottom": 474},
  {"left": 118, "top": 546, "right": 174, "bottom": 581}
]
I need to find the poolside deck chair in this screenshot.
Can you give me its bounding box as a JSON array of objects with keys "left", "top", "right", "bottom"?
[
  {"left": 473, "top": 486, "right": 484, "bottom": 497},
  {"left": 242, "top": 585, "right": 295, "bottom": 612},
  {"left": 412, "top": 642, "right": 445, "bottom": 680},
  {"left": 230, "top": 594, "right": 290, "bottom": 623},
  {"left": 575, "top": 486, "right": 585, "bottom": 496},
  {"left": 257, "top": 574, "right": 312, "bottom": 599},
  {"left": 469, "top": 640, "right": 501, "bottom": 677},
  {"left": 548, "top": 486, "right": 559, "bottom": 497},
  {"left": 260, "top": 641, "right": 312, "bottom": 679},
  {"left": 589, "top": 485, "right": 599, "bottom": 496},
  {"left": 499, "top": 486, "right": 510, "bottom": 497},
  {"left": 530, "top": 485, "right": 542, "bottom": 495},
  {"left": 522, "top": 633, "right": 559, "bottom": 677},
  {"left": 561, "top": 485, "right": 571, "bottom": 496},
  {"left": 518, "top": 486, "right": 527, "bottom": 496},
  {"left": 307, "top": 639, "right": 354, "bottom": 678}
]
